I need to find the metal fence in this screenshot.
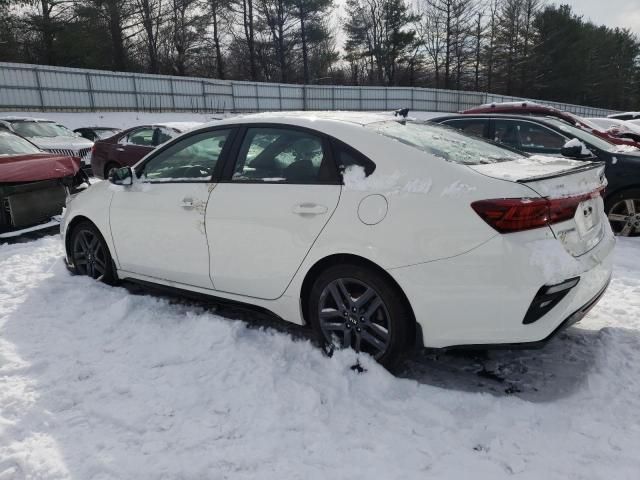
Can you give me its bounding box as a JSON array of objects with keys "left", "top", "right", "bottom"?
[{"left": 0, "top": 62, "right": 618, "bottom": 117}]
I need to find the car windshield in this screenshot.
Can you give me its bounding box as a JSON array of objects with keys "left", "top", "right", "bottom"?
[
  {"left": 95, "top": 129, "right": 120, "bottom": 139},
  {"left": 10, "top": 121, "right": 75, "bottom": 138},
  {"left": 0, "top": 131, "right": 42, "bottom": 156},
  {"left": 544, "top": 118, "right": 620, "bottom": 151},
  {"left": 368, "top": 120, "right": 524, "bottom": 164}
]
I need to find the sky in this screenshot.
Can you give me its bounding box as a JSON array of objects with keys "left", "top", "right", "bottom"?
[{"left": 557, "top": 0, "right": 640, "bottom": 36}]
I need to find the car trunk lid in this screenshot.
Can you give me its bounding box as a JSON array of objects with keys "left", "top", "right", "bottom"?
[{"left": 470, "top": 156, "right": 607, "bottom": 257}]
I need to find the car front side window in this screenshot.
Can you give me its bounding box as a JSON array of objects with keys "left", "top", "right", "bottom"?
[
  {"left": 231, "top": 127, "right": 335, "bottom": 183},
  {"left": 141, "top": 129, "right": 230, "bottom": 182}
]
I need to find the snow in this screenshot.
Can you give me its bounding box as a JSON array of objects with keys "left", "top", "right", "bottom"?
[
  {"left": 0, "top": 111, "right": 230, "bottom": 131},
  {"left": 342, "top": 165, "right": 432, "bottom": 195},
  {"left": 563, "top": 138, "right": 591, "bottom": 156},
  {"left": 440, "top": 180, "right": 477, "bottom": 197},
  {"left": 1, "top": 234, "right": 640, "bottom": 479}
]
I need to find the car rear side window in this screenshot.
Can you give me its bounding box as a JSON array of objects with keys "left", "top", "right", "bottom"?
[
  {"left": 368, "top": 120, "right": 523, "bottom": 164},
  {"left": 231, "top": 127, "right": 337, "bottom": 183},
  {"left": 331, "top": 140, "right": 376, "bottom": 176},
  {"left": 125, "top": 128, "right": 155, "bottom": 146},
  {"left": 494, "top": 119, "right": 568, "bottom": 153}
]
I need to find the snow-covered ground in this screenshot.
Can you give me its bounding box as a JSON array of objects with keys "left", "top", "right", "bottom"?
[{"left": 1, "top": 234, "right": 639, "bottom": 479}]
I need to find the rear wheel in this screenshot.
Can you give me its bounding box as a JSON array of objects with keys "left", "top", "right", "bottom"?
[
  {"left": 308, "top": 264, "right": 412, "bottom": 369},
  {"left": 70, "top": 221, "right": 116, "bottom": 284},
  {"left": 606, "top": 189, "right": 640, "bottom": 237}
]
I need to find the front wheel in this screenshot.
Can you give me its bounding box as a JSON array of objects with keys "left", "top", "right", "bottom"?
[
  {"left": 308, "top": 264, "right": 412, "bottom": 369},
  {"left": 69, "top": 221, "right": 116, "bottom": 284},
  {"left": 606, "top": 189, "right": 640, "bottom": 237}
]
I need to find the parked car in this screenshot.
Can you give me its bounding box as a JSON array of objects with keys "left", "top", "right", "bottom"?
[
  {"left": 587, "top": 118, "right": 640, "bottom": 142},
  {"left": 74, "top": 127, "right": 121, "bottom": 142},
  {"left": 0, "top": 117, "right": 94, "bottom": 168},
  {"left": 62, "top": 112, "right": 613, "bottom": 368},
  {"left": 432, "top": 113, "right": 640, "bottom": 236},
  {"left": 90, "top": 122, "right": 201, "bottom": 179},
  {"left": 461, "top": 102, "right": 640, "bottom": 148},
  {"left": 1, "top": 130, "right": 88, "bottom": 239},
  {"left": 608, "top": 112, "right": 640, "bottom": 121}
]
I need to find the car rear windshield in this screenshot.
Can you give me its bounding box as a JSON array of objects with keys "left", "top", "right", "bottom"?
[
  {"left": 0, "top": 131, "right": 41, "bottom": 156},
  {"left": 10, "top": 121, "right": 74, "bottom": 138},
  {"left": 367, "top": 120, "right": 524, "bottom": 164}
]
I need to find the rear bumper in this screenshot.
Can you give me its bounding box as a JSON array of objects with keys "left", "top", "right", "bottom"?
[{"left": 389, "top": 228, "right": 615, "bottom": 348}]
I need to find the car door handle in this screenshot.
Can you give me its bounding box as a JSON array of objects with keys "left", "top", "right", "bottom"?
[
  {"left": 116, "top": 147, "right": 125, "bottom": 152},
  {"left": 292, "top": 203, "right": 328, "bottom": 216},
  {"left": 180, "top": 198, "right": 194, "bottom": 209}
]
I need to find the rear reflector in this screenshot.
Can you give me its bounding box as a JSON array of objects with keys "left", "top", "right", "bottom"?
[
  {"left": 471, "top": 189, "right": 602, "bottom": 233},
  {"left": 523, "top": 277, "right": 580, "bottom": 324}
]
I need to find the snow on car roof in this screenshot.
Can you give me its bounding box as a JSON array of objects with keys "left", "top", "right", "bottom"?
[
  {"left": 151, "top": 121, "right": 203, "bottom": 131},
  {"left": 203, "top": 111, "right": 399, "bottom": 128},
  {"left": 477, "top": 101, "right": 548, "bottom": 109},
  {"left": 0, "top": 116, "right": 55, "bottom": 122}
]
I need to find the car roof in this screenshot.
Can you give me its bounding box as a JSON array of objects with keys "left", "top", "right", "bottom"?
[
  {"left": 201, "top": 111, "right": 400, "bottom": 129},
  {"left": 433, "top": 113, "right": 571, "bottom": 124},
  {"left": 75, "top": 126, "right": 120, "bottom": 130}
]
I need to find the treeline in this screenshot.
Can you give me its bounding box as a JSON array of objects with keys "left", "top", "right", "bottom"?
[{"left": 0, "top": 0, "right": 639, "bottom": 110}]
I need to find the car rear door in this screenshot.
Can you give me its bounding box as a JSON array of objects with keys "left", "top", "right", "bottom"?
[
  {"left": 205, "top": 125, "right": 341, "bottom": 300},
  {"left": 110, "top": 127, "right": 235, "bottom": 288}
]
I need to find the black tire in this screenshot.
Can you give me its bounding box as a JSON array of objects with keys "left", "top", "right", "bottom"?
[
  {"left": 308, "top": 264, "right": 412, "bottom": 369},
  {"left": 69, "top": 220, "right": 117, "bottom": 284},
  {"left": 104, "top": 162, "right": 120, "bottom": 180},
  {"left": 605, "top": 189, "right": 640, "bottom": 237}
]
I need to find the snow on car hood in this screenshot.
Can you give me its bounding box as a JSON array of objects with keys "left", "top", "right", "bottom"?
[
  {"left": 28, "top": 136, "right": 94, "bottom": 151},
  {"left": 0, "top": 153, "right": 81, "bottom": 182}
]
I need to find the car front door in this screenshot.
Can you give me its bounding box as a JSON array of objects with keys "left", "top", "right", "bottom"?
[
  {"left": 110, "top": 127, "right": 234, "bottom": 288},
  {"left": 116, "top": 127, "right": 156, "bottom": 167},
  {"left": 206, "top": 125, "right": 341, "bottom": 300}
]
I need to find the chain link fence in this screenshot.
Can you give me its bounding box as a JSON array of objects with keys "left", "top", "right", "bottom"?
[{"left": 0, "top": 62, "right": 619, "bottom": 117}]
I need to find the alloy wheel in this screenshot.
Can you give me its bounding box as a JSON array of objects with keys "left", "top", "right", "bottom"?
[
  {"left": 608, "top": 199, "right": 640, "bottom": 236},
  {"left": 318, "top": 278, "right": 391, "bottom": 359},
  {"left": 72, "top": 229, "right": 108, "bottom": 279}
]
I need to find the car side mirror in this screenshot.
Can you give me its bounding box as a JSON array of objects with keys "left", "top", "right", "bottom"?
[
  {"left": 109, "top": 166, "right": 133, "bottom": 186},
  {"left": 561, "top": 140, "right": 591, "bottom": 159}
]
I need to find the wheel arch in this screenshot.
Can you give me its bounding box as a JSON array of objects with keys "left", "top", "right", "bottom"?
[{"left": 299, "top": 253, "right": 422, "bottom": 348}]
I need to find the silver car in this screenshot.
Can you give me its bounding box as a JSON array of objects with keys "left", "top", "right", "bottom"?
[{"left": 0, "top": 117, "right": 94, "bottom": 167}]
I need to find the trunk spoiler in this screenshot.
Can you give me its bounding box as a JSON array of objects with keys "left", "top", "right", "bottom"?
[{"left": 515, "top": 161, "right": 605, "bottom": 183}]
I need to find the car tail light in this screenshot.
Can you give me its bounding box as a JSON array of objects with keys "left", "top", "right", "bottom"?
[{"left": 471, "top": 189, "right": 602, "bottom": 233}]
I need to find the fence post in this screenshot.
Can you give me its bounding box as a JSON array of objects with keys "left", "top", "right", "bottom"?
[
  {"left": 303, "top": 84, "right": 307, "bottom": 111},
  {"left": 131, "top": 74, "right": 139, "bottom": 111},
  {"left": 33, "top": 66, "right": 45, "bottom": 111},
  {"left": 278, "top": 84, "right": 282, "bottom": 111},
  {"left": 169, "top": 77, "right": 175, "bottom": 111},
  {"left": 85, "top": 73, "right": 95, "bottom": 112},
  {"left": 230, "top": 82, "right": 236, "bottom": 112},
  {"left": 435, "top": 89, "right": 439, "bottom": 112},
  {"left": 332, "top": 86, "right": 335, "bottom": 110},
  {"left": 411, "top": 88, "right": 414, "bottom": 111},
  {"left": 359, "top": 87, "right": 362, "bottom": 111},
  {"left": 201, "top": 80, "right": 207, "bottom": 113}
]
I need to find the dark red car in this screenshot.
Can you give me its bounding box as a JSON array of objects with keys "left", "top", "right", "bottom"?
[
  {"left": 91, "top": 122, "right": 201, "bottom": 179},
  {"left": 0, "top": 130, "right": 87, "bottom": 239},
  {"left": 462, "top": 102, "right": 640, "bottom": 149}
]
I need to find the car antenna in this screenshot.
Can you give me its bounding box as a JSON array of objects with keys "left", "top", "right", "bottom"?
[{"left": 394, "top": 108, "right": 410, "bottom": 119}]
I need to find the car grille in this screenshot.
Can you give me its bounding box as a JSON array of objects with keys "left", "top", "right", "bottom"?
[{"left": 45, "top": 147, "right": 92, "bottom": 160}]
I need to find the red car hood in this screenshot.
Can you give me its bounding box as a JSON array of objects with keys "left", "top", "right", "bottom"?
[{"left": 0, "top": 153, "right": 81, "bottom": 183}]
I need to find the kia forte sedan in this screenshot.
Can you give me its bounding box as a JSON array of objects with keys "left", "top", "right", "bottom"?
[{"left": 61, "top": 112, "right": 614, "bottom": 368}]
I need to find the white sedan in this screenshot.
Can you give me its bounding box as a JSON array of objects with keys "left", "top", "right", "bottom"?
[{"left": 61, "top": 112, "right": 615, "bottom": 368}]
